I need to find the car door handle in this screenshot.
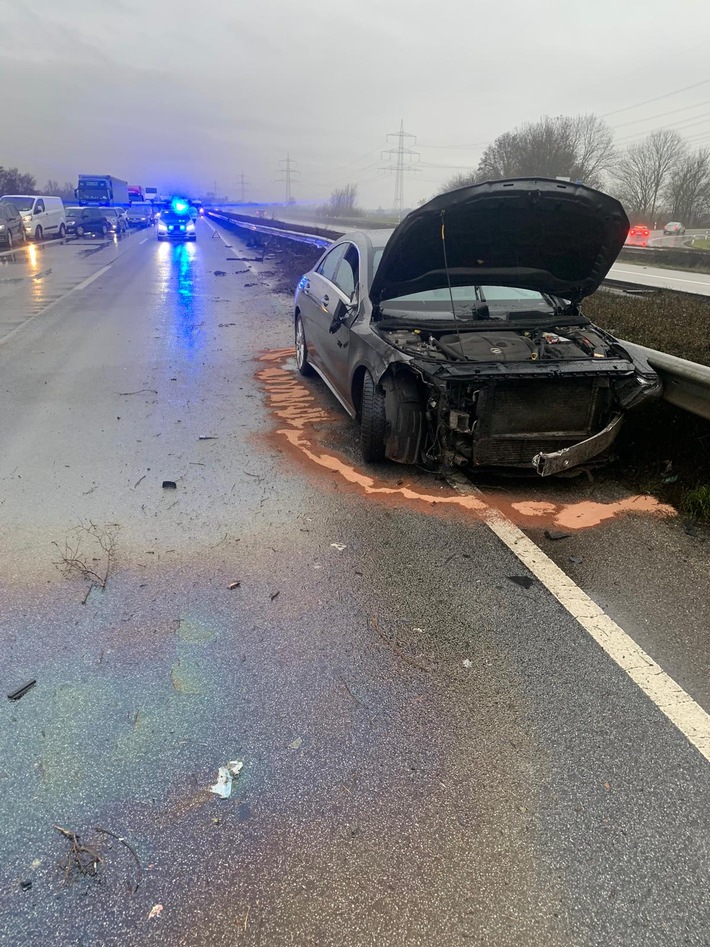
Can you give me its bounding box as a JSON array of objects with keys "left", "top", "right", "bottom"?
[{"left": 320, "top": 294, "right": 330, "bottom": 309}]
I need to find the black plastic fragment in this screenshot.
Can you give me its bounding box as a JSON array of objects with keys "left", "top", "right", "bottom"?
[
  {"left": 507, "top": 576, "right": 534, "bottom": 590},
  {"left": 162, "top": 481, "right": 177, "bottom": 489},
  {"left": 7, "top": 680, "right": 36, "bottom": 701}
]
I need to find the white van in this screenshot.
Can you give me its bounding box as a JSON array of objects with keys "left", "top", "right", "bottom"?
[{"left": 0, "top": 195, "right": 67, "bottom": 241}]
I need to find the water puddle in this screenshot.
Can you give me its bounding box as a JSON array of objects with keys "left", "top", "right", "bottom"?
[{"left": 256, "top": 350, "right": 675, "bottom": 531}]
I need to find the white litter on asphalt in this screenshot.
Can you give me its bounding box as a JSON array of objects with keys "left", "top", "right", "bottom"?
[
  {"left": 330, "top": 543, "right": 347, "bottom": 551},
  {"left": 462, "top": 658, "right": 473, "bottom": 669},
  {"left": 209, "top": 760, "right": 244, "bottom": 798}
]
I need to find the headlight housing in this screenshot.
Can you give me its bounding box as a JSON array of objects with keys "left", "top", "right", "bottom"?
[
  {"left": 186, "top": 221, "right": 195, "bottom": 231},
  {"left": 158, "top": 221, "right": 168, "bottom": 231}
]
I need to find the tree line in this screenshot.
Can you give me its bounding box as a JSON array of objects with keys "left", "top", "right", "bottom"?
[
  {"left": 0, "top": 167, "right": 75, "bottom": 203},
  {"left": 441, "top": 114, "right": 710, "bottom": 226}
]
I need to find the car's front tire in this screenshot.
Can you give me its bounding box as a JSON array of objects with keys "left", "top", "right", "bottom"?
[
  {"left": 295, "top": 315, "right": 314, "bottom": 376},
  {"left": 76, "top": 226, "right": 84, "bottom": 238},
  {"left": 100, "top": 224, "right": 108, "bottom": 237},
  {"left": 34, "top": 226, "right": 43, "bottom": 242},
  {"left": 6, "top": 231, "right": 13, "bottom": 249},
  {"left": 57, "top": 224, "right": 66, "bottom": 239},
  {"left": 360, "top": 371, "right": 387, "bottom": 463}
]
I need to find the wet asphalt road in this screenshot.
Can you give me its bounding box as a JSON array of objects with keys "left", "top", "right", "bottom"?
[{"left": 0, "top": 221, "right": 708, "bottom": 946}]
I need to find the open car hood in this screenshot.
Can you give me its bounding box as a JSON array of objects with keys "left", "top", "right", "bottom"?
[{"left": 369, "top": 178, "right": 629, "bottom": 306}]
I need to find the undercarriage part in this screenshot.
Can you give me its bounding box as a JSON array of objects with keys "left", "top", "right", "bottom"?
[
  {"left": 379, "top": 370, "right": 423, "bottom": 464},
  {"left": 533, "top": 414, "right": 623, "bottom": 476}
]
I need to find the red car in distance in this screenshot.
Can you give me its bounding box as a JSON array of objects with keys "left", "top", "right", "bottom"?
[{"left": 626, "top": 224, "right": 651, "bottom": 247}]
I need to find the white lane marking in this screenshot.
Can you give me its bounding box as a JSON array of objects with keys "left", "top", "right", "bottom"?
[
  {"left": 0, "top": 259, "right": 116, "bottom": 347},
  {"left": 611, "top": 266, "right": 710, "bottom": 288},
  {"left": 448, "top": 472, "right": 710, "bottom": 763}
]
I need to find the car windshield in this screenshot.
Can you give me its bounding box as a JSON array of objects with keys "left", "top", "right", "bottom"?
[
  {"left": 65, "top": 207, "right": 82, "bottom": 217},
  {"left": 379, "top": 283, "right": 552, "bottom": 321},
  {"left": 0, "top": 196, "right": 35, "bottom": 211}
]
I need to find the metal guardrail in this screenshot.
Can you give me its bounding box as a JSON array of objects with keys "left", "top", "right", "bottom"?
[
  {"left": 207, "top": 211, "right": 710, "bottom": 423},
  {"left": 207, "top": 211, "right": 333, "bottom": 249},
  {"left": 619, "top": 341, "right": 710, "bottom": 422}
]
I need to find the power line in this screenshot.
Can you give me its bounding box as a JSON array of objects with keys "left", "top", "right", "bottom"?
[
  {"left": 615, "top": 113, "right": 710, "bottom": 145},
  {"left": 381, "top": 120, "right": 419, "bottom": 219},
  {"left": 601, "top": 78, "right": 710, "bottom": 118},
  {"left": 611, "top": 98, "right": 710, "bottom": 130},
  {"left": 276, "top": 152, "right": 300, "bottom": 202}
]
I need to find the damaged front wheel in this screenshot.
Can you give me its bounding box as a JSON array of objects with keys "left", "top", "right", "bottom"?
[{"left": 360, "top": 371, "right": 387, "bottom": 463}]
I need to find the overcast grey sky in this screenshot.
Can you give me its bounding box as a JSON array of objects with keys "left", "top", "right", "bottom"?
[{"left": 1, "top": 0, "right": 709, "bottom": 207}]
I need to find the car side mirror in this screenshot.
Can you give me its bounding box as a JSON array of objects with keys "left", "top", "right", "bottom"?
[{"left": 328, "top": 296, "right": 357, "bottom": 334}]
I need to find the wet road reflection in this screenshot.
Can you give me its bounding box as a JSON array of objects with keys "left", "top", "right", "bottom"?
[{"left": 157, "top": 240, "right": 203, "bottom": 357}]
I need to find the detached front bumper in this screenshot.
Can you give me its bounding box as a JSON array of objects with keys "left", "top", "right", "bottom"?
[{"left": 533, "top": 413, "right": 623, "bottom": 476}]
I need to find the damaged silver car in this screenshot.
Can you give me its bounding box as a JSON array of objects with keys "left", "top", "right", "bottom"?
[{"left": 294, "top": 178, "right": 661, "bottom": 476}]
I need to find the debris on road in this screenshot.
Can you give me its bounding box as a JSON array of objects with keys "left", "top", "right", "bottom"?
[
  {"left": 270, "top": 590, "right": 280, "bottom": 601},
  {"left": 244, "top": 282, "right": 258, "bottom": 287},
  {"left": 116, "top": 389, "right": 158, "bottom": 396},
  {"left": 19, "top": 879, "right": 32, "bottom": 891},
  {"left": 544, "top": 529, "right": 571, "bottom": 541},
  {"left": 213, "top": 270, "right": 227, "bottom": 276},
  {"left": 162, "top": 481, "right": 177, "bottom": 489},
  {"left": 198, "top": 436, "right": 218, "bottom": 440},
  {"left": 218, "top": 323, "right": 236, "bottom": 327},
  {"left": 507, "top": 575, "right": 534, "bottom": 589},
  {"left": 53, "top": 826, "right": 102, "bottom": 884},
  {"left": 7, "top": 680, "right": 36, "bottom": 701},
  {"left": 133, "top": 474, "right": 146, "bottom": 489},
  {"left": 462, "top": 659, "right": 473, "bottom": 669},
  {"left": 569, "top": 556, "right": 583, "bottom": 565},
  {"left": 148, "top": 904, "right": 164, "bottom": 920},
  {"left": 289, "top": 737, "right": 303, "bottom": 750},
  {"left": 228, "top": 581, "right": 241, "bottom": 590},
  {"left": 330, "top": 543, "right": 347, "bottom": 551},
  {"left": 370, "top": 616, "right": 430, "bottom": 672},
  {"left": 94, "top": 826, "right": 142, "bottom": 895},
  {"left": 53, "top": 522, "right": 119, "bottom": 590},
  {"left": 209, "top": 760, "right": 244, "bottom": 799}
]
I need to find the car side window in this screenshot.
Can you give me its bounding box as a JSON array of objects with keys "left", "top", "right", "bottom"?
[
  {"left": 333, "top": 244, "right": 359, "bottom": 299},
  {"left": 35, "top": 200, "right": 45, "bottom": 214},
  {"left": 316, "top": 245, "right": 346, "bottom": 284}
]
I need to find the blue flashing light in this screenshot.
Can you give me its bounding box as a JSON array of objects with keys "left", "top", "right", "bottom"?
[{"left": 171, "top": 197, "right": 189, "bottom": 215}]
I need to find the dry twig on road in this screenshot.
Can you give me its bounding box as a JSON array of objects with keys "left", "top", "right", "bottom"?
[
  {"left": 94, "top": 826, "right": 142, "bottom": 895},
  {"left": 53, "top": 521, "right": 120, "bottom": 590},
  {"left": 53, "top": 826, "right": 102, "bottom": 884}
]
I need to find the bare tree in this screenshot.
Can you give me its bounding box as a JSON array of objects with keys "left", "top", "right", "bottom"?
[
  {"left": 664, "top": 148, "right": 710, "bottom": 225},
  {"left": 325, "top": 183, "right": 359, "bottom": 218},
  {"left": 568, "top": 114, "right": 617, "bottom": 188},
  {"left": 43, "top": 179, "right": 75, "bottom": 201},
  {"left": 614, "top": 129, "right": 685, "bottom": 221},
  {"left": 0, "top": 166, "right": 37, "bottom": 194},
  {"left": 475, "top": 130, "right": 523, "bottom": 181},
  {"left": 440, "top": 113, "right": 616, "bottom": 193}
]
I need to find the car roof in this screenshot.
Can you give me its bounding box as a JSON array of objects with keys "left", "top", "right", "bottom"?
[{"left": 334, "top": 228, "right": 394, "bottom": 250}]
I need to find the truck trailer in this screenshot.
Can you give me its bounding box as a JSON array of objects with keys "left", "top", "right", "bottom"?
[{"left": 75, "top": 175, "right": 130, "bottom": 206}]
